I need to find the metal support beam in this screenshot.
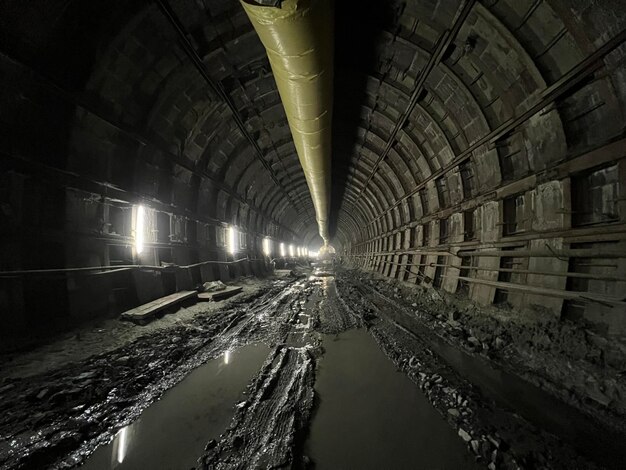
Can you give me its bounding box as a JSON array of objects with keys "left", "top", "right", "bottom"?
[
  {"left": 364, "top": 28, "right": 626, "bottom": 227},
  {"left": 353, "top": 138, "right": 626, "bottom": 245},
  {"left": 155, "top": 0, "right": 313, "bottom": 223},
  {"left": 0, "top": 51, "right": 298, "bottom": 239},
  {"left": 347, "top": 0, "right": 477, "bottom": 211}
]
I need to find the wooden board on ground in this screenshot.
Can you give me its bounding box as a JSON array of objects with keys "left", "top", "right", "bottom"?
[
  {"left": 120, "top": 290, "right": 197, "bottom": 323},
  {"left": 198, "top": 285, "right": 243, "bottom": 301}
]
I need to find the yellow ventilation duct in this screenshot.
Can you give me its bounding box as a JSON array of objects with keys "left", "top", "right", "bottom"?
[{"left": 241, "top": 0, "right": 333, "bottom": 245}]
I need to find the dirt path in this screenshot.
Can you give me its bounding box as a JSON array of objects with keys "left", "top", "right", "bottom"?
[
  {"left": 1, "top": 270, "right": 622, "bottom": 469},
  {"left": 0, "top": 277, "right": 301, "bottom": 469}
]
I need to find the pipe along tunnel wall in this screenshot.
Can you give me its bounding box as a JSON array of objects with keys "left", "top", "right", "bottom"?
[{"left": 0, "top": 0, "right": 626, "bottom": 468}]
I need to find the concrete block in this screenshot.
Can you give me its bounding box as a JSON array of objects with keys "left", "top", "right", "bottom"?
[
  {"left": 480, "top": 201, "right": 500, "bottom": 243},
  {"left": 526, "top": 239, "right": 568, "bottom": 315},
  {"left": 533, "top": 180, "right": 566, "bottom": 231}
]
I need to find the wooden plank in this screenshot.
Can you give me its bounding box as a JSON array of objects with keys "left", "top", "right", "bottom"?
[
  {"left": 198, "top": 286, "right": 243, "bottom": 301},
  {"left": 120, "top": 290, "right": 197, "bottom": 322}
]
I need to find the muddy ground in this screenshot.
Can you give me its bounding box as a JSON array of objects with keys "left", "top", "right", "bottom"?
[
  {"left": 339, "top": 269, "right": 626, "bottom": 430},
  {"left": 0, "top": 269, "right": 624, "bottom": 469}
]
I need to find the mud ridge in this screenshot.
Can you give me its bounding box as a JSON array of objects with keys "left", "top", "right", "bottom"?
[
  {"left": 308, "top": 278, "right": 362, "bottom": 334},
  {"left": 198, "top": 345, "right": 317, "bottom": 470}
]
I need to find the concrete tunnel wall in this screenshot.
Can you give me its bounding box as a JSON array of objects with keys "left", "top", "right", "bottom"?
[{"left": 0, "top": 0, "right": 625, "bottom": 338}]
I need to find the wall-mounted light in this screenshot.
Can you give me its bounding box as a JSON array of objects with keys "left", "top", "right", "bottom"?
[
  {"left": 289, "top": 244, "right": 295, "bottom": 257},
  {"left": 280, "top": 242, "right": 286, "bottom": 257},
  {"left": 263, "top": 237, "right": 271, "bottom": 256},
  {"left": 134, "top": 205, "right": 145, "bottom": 255},
  {"left": 227, "top": 226, "right": 237, "bottom": 255}
]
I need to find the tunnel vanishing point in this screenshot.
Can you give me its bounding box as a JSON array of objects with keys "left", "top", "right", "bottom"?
[{"left": 1, "top": 0, "right": 626, "bottom": 469}]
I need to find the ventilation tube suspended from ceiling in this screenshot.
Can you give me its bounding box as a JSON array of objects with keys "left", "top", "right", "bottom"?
[{"left": 241, "top": 0, "right": 334, "bottom": 245}]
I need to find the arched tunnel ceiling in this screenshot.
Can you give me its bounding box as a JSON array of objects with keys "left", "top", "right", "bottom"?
[
  {"left": 77, "top": 0, "right": 317, "bottom": 243},
  {"left": 331, "top": 0, "right": 625, "bottom": 249},
  {"left": 2, "top": 0, "right": 625, "bottom": 251}
]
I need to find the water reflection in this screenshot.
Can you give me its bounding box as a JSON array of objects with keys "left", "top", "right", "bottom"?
[
  {"left": 80, "top": 344, "right": 270, "bottom": 470},
  {"left": 306, "top": 329, "right": 479, "bottom": 469},
  {"left": 116, "top": 427, "right": 127, "bottom": 464}
]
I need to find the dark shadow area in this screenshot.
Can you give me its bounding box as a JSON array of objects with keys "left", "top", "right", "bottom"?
[
  {"left": 329, "top": 0, "right": 395, "bottom": 240},
  {"left": 0, "top": 0, "right": 144, "bottom": 342},
  {"left": 0, "top": 0, "right": 143, "bottom": 90}
]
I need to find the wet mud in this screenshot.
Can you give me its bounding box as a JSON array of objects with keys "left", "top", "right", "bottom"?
[
  {"left": 0, "top": 279, "right": 300, "bottom": 469},
  {"left": 308, "top": 277, "right": 362, "bottom": 334},
  {"left": 0, "top": 269, "right": 623, "bottom": 469},
  {"left": 81, "top": 344, "right": 270, "bottom": 470},
  {"left": 336, "top": 269, "right": 626, "bottom": 470},
  {"left": 199, "top": 346, "right": 317, "bottom": 469},
  {"left": 347, "top": 270, "right": 626, "bottom": 428}
]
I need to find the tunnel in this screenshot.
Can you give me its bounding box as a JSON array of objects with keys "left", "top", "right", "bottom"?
[{"left": 1, "top": 0, "right": 625, "bottom": 468}]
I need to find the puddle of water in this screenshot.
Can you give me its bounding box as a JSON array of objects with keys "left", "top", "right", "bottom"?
[
  {"left": 389, "top": 316, "right": 626, "bottom": 470},
  {"left": 80, "top": 343, "right": 270, "bottom": 470},
  {"left": 306, "top": 328, "right": 479, "bottom": 469}
]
